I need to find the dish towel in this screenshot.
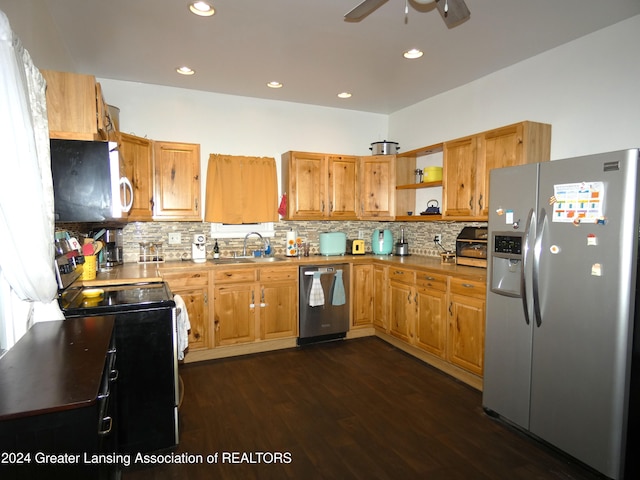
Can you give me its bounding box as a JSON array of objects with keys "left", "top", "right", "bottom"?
[
  {"left": 309, "top": 271, "right": 325, "bottom": 307},
  {"left": 174, "top": 295, "right": 191, "bottom": 361},
  {"left": 331, "top": 270, "right": 346, "bottom": 306}
]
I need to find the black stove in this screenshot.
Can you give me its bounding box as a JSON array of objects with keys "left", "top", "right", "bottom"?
[{"left": 59, "top": 282, "right": 175, "bottom": 316}]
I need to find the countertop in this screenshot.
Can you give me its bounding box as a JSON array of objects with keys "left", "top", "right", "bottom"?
[
  {"left": 80, "top": 254, "right": 487, "bottom": 286},
  {"left": 0, "top": 316, "right": 115, "bottom": 421}
]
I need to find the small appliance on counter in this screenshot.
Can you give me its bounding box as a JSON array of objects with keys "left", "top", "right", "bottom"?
[
  {"left": 347, "top": 239, "right": 366, "bottom": 255},
  {"left": 394, "top": 228, "right": 410, "bottom": 256},
  {"left": 372, "top": 229, "right": 393, "bottom": 255},
  {"left": 455, "top": 227, "right": 488, "bottom": 267},
  {"left": 192, "top": 234, "right": 207, "bottom": 263},
  {"left": 102, "top": 228, "right": 123, "bottom": 268},
  {"left": 319, "top": 232, "right": 347, "bottom": 256}
]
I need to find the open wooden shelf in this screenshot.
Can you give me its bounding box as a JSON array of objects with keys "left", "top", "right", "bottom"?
[{"left": 396, "top": 181, "right": 442, "bottom": 190}]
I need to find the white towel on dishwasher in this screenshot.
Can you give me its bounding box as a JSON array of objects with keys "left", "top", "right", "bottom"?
[
  {"left": 309, "top": 271, "right": 325, "bottom": 307},
  {"left": 174, "top": 295, "right": 191, "bottom": 360}
]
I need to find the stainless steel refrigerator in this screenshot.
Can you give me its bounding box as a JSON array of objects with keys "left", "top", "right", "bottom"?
[{"left": 483, "top": 149, "right": 640, "bottom": 480}]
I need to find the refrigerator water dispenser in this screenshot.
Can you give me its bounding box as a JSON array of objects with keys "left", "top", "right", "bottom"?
[{"left": 490, "top": 233, "right": 523, "bottom": 297}]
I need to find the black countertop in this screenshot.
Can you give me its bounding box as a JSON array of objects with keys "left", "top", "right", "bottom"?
[{"left": 0, "top": 316, "right": 114, "bottom": 421}]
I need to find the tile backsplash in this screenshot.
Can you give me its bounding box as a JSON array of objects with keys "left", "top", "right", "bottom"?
[{"left": 119, "top": 220, "right": 486, "bottom": 263}]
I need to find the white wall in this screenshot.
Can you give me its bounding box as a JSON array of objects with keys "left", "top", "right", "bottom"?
[{"left": 389, "top": 15, "right": 640, "bottom": 160}]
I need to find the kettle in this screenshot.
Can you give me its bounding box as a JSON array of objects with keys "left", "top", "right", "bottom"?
[{"left": 372, "top": 229, "right": 393, "bottom": 255}]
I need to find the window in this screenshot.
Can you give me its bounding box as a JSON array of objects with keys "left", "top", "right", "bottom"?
[{"left": 209, "top": 222, "right": 275, "bottom": 239}]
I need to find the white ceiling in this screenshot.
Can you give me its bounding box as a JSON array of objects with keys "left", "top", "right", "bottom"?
[{"left": 42, "top": 0, "right": 640, "bottom": 114}]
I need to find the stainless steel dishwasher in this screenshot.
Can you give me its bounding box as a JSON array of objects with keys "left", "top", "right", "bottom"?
[{"left": 298, "top": 264, "right": 350, "bottom": 345}]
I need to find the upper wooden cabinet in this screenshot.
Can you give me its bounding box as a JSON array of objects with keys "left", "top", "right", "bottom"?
[
  {"left": 119, "top": 133, "right": 154, "bottom": 221},
  {"left": 41, "top": 70, "right": 116, "bottom": 141},
  {"left": 442, "top": 121, "right": 551, "bottom": 220},
  {"left": 153, "top": 141, "right": 202, "bottom": 221},
  {"left": 358, "top": 155, "right": 396, "bottom": 220},
  {"left": 281, "top": 151, "right": 358, "bottom": 220}
]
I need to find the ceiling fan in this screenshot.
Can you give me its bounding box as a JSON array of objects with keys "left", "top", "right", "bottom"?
[{"left": 345, "top": 0, "right": 470, "bottom": 29}]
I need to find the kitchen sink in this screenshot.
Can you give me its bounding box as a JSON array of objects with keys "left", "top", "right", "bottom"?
[
  {"left": 209, "top": 258, "right": 254, "bottom": 264},
  {"left": 250, "top": 256, "right": 287, "bottom": 263},
  {"left": 209, "top": 256, "right": 287, "bottom": 264}
]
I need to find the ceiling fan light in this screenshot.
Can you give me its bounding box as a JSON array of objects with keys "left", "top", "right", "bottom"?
[
  {"left": 188, "top": 1, "right": 215, "bottom": 17},
  {"left": 403, "top": 48, "right": 424, "bottom": 59},
  {"left": 176, "top": 66, "right": 195, "bottom": 75}
]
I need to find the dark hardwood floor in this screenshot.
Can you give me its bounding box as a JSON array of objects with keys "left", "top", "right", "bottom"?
[{"left": 124, "top": 337, "right": 602, "bottom": 480}]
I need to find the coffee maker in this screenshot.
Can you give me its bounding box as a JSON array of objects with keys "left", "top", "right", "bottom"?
[
  {"left": 192, "top": 234, "right": 207, "bottom": 263},
  {"left": 102, "top": 228, "right": 123, "bottom": 267}
]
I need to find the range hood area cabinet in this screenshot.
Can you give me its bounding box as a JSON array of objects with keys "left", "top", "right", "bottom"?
[
  {"left": 281, "top": 151, "right": 359, "bottom": 220},
  {"left": 442, "top": 121, "right": 551, "bottom": 220},
  {"left": 41, "top": 70, "right": 117, "bottom": 142},
  {"left": 119, "top": 135, "right": 202, "bottom": 222}
]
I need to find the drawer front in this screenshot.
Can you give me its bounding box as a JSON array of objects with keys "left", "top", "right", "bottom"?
[
  {"left": 414, "top": 271, "right": 447, "bottom": 292},
  {"left": 449, "top": 277, "right": 486, "bottom": 299},
  {"left": 161, "top": 270, "right": 208, "bottom": 286},
  {"left": 214, "top": 268, "right": 257, "bottom": 283},
  {"left": 388, "top": 267, "right": 416, "bottom": 284},
  {"left": 259, "top": 266, "right": 298, "bottom": 282}
]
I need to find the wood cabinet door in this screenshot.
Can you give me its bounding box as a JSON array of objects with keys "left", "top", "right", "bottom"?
[
  {"left": 447, "top": 293, "right": 485, "bottom": 376},
  {"left": 443, "top": 136, "right": 477, "bottom": 218},
  {"left": 41, "top": 70, "right": 99, "bottom": 140},
  {"left": 120, "top": 133, "right": 154, "bottom": 221},
  {"left": 352, "top": 264, "right": 373, "bottom": 328},
  {"left": 214, "top": 284, "right": 256, "bottom": 346},
  {"left": 171, "top": 285, "right": 208, "bottom": 351},
  {"left": 260, "top": 281, "right": 298, "bottom": 340},
  {"left": 327, "top": 155, "right": 358, "bottom": 219},
  {"left": 478, "top": 123, "right": 524, "bottom": 217},
  {"left": 359, "top": 156, "right": 395, "bottom": 219},
  {"left": 389, "top": 281, "right": 414, "bottom": 343},
  {"left": 153, "top": 141, "right": 201, "bottom": 220},
  {"left": 414, "top": 286, "right": 447, "bottom": 358},
  {"left": 288, "top": 152, "right": 326, "bottom": 219},
  {"left": 373, "top": 265, "right": 388, "bottom": 331}
]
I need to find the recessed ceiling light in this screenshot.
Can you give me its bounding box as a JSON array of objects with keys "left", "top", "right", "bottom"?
[
  {"left": 403, "top": 48, "right": 424, "bottom": 59},
  {"left": 337, "top": 92, "right": 352, "bottom": 99},
  {"left": 176, "top": 66, "right": 195, "bottom": 75},
  {"left": 267, "top": 81, "right": 283, "bottom": 89},
  {"left": 188, "top": 1, "right": 215, "bottom": 17}
]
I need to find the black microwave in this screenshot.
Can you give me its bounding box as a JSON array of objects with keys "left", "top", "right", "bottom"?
[{"left": 50, "top": 139, "right": 133, "bottom": 222}]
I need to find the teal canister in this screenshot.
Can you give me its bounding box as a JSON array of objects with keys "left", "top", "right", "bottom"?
[{"left": 372, "top": 229, "right": 393, "bottom": 254}]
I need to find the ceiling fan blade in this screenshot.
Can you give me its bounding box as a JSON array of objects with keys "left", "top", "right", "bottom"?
[
  {"left": 345, "top": 0, "right": 389, "bottom": 21},
  {"left": 436, "top": 0, "right": 470, "bottom": 28}
]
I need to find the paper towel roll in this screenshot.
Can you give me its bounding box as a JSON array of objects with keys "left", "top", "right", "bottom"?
[{"left": 286, "top": 231, "right": 297, "bottom": 257}]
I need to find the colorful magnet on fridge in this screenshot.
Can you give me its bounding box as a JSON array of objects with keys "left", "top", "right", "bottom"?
[
  {"left": 597, "top": 217, "right": 607, "bottom": 225},
  {"left": 549, "top": 245, "right": 560, "bottom": 254},
  {"left": 549, "top": 195, "right": 557, "bottom": 205},
  {"left": 591, "top": 263, "right": 602, "bottom": 276},
  {"left": 587, "top": 234, "right": 597, "bottom": 246}
]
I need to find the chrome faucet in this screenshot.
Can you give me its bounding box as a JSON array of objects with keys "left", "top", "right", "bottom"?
[{"left": 242, "top": 232, "right": 270, "bottom": 256}]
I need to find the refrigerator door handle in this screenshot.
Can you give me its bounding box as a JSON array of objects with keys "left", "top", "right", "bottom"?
[
  {"left": 520, "top": 208, "right": 536, "bottom": 325},
  {"left": 532, "top": 207, "right": 547, "bottom": 327}
]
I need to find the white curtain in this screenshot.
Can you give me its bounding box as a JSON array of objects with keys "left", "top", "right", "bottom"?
[{"left": 0, "top": 10, "right": 62, "bottom": 354}]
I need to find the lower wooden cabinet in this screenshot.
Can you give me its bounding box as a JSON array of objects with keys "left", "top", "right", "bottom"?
[
  {"left": 213, "top": 266, "right": 297, "bottom": 347},
  {"left": 352, "top": 264, "right": 374, "bottom": 328},
  {"left": 161, "top": 269, "right": 210, "bottom": 351},
  {"left": 414, "top": 272, "right": 448, "bottom": 359},
  {"left": 447, "top": 277, "right": 486, "bottom": 376},
  {"left": 385, "top": 266, "right": 485, "bottom": 379},
  {"left": 373, "top": 265, "right": 388, "bottom": 332}
]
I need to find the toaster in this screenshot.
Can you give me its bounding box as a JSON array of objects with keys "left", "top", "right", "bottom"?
[{"left": 347, "top": 239, "right": 366, "bottom": 255}]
